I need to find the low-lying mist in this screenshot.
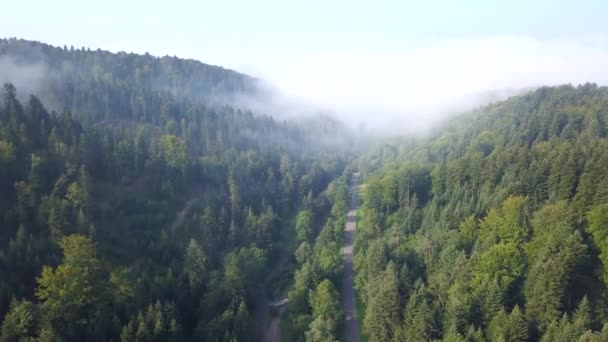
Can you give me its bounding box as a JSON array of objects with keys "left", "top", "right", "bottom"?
[
  {"left": 3, "top": 35, "right": 608, "bottom": 138},
  {"left": 0, "top": 56, "right": 48, "bottom": 97},
  {"left": 233, "top": 35, "right": 608, "bottom": 135}
]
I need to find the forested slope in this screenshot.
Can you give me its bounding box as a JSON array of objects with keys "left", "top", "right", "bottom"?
[
  {"left": 0, "top": 39, "right": 353, "bottom": 341},
  {"left": 355, "top": 84, "right": 608, "bottom": 341},
  {"left": 0, "top": 38, "right": 257, "bottom": 124},
  {"left": 6, "top": 37, "right": 608, "bottom": 342}
]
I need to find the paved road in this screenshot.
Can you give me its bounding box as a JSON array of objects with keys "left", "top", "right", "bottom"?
[{"left": 343, "top": 173, "right": 360, "bottom": 342}]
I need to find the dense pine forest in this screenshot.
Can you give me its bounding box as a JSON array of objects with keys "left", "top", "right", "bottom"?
[
  {"left": 0, "top": 38, "right": 353, "bottom": 341},
  {"left": 355, "top": 84, "right": 608, "bottom": 341},
  {"left": 3, "top": 38, "right": 608, "bottom": 342}
]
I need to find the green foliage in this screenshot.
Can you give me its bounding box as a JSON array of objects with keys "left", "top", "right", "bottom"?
[
  {"left": 0, "top": 51, "right": 350, "bottom": 341},
  {"left": 473, "top": 242, "right": 525, "bottom": 294},
  {"left": 157, "top": 134, "right": 188, "bottom": 170},
  {"left": 313, "top": 225, "right": 342, "bottom": 280},
  {"left": 395, "top": 280, "right": 436, "bottom": 341},
  {"left": 496, "top": 196, "right": 527, "bottom": 244},
  {"left": 36, "top": 235, "right": 112, "bottom": 339},
  {"left": 0, "top": 299, "right": 41, "bottom": 342},
  {"left": 296, "top": 209, "right": 314, "bottom": 243},
  {"left": 120, "top": 301, "right": 182, "bottom": 342},
  {"left": 184, "top": 239, "right": 207, "bottom": 289},
  {"left": 524, "top": 205, "right": 586, "bottom": 331},
  {"left": 355, "top": 84, "right": 608, "bottom": 340},
  {"left": 223, "top": 246, "right": 267, "bottom": 297},
  {"left": 458, "top": 215, "right": 478, "bottom": 252},
  {"left": 364, "top": 264, "right": 400, "bottom": 342},
  {"left": 65, "top": 182, "right": 84, "bottom": 207},
  {"left": 486, "top": 306, "right": 527, "bottom": 342},
  {"left": 306, "top": 279, "right": 341, "bottom": 341},
  {"left": 305, "top": 317, "right": 339, "bottom": 342},
  {"left": 0, "top": 140, "right": 15, "bottom": 164},
  {"left": 478, "top": 196, "right": 527, "bottom": 248},
  {"left": 540, "top": 297, "right": 592, "bottom": 342},
  {"left": 7, "top": 39, "right": 608, "bottom": 342},
  {"left": 309, "top": 280, "right": 341, "bottom": 321},
  {"left": 285, "top": 180, "right": 349, "bottom": 341},
  {"left": 587, "top": 204, "right": 608, "bottom": 282}
]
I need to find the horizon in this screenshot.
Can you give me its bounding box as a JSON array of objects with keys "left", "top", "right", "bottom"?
[{"left": 2, "top": 1, "right": 608, "bottom": 132}]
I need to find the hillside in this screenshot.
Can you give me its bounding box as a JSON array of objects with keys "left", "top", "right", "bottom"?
[
  {"left": 355, "top": 84, "right": 608, "bottom": 341},
  {"left": 0, "top": 40, "right": 353, "bottom": 341},
  {"left": 0, "top": 38, "right": 257, "bottom": 119}
]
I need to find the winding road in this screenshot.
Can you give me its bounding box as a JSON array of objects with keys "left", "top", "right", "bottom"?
[{"left": 343, "top": 173, "right": 360, "bottom": 342}]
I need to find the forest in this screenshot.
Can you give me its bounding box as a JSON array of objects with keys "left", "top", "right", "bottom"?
[
  {"left": 0, "top": 38, "right": 354, "bottom": 341},
  {"left": 355, "top": 84, "right": 608, "bottom": 341},
  {"left": 2, "top": 38, "right": 608, "bottom": 342}
]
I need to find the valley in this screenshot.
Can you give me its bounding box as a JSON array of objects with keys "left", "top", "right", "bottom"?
[{"left": 2, "top": 35, "right": 608, "bottom": 342}]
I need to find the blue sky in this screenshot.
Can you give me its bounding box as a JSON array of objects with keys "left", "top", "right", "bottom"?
[
  {"left": 2, "top": 0, "right": 606, "bottom": 60},
  {"left": 2, "top": 1, "right": 608, "bottom": 131}
]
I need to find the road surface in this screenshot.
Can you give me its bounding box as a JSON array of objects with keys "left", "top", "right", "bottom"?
[
  {"left": 262, "top": 299, "right": 287, "bottom": 342},
  {"left": 343, "top": 173, "right": 360, "bottom": 342},
  {"left": 263, "top": 316, "right": 281, "bottom": 342}
]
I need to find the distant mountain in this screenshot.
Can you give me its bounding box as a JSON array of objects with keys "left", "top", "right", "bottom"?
[{"left": 0, "top": 38, "right": 259, "bottom": 124}]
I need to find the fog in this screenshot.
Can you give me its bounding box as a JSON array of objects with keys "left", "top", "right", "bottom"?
[
  {"left": 232, "top": 35, "right": 608, "bottom": 135},
  {"left": 2, "top": 35, "right": 608, "bottom": 137},
  {"left": 0, "top": 56, "right": 48, "bottom": 97}
]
